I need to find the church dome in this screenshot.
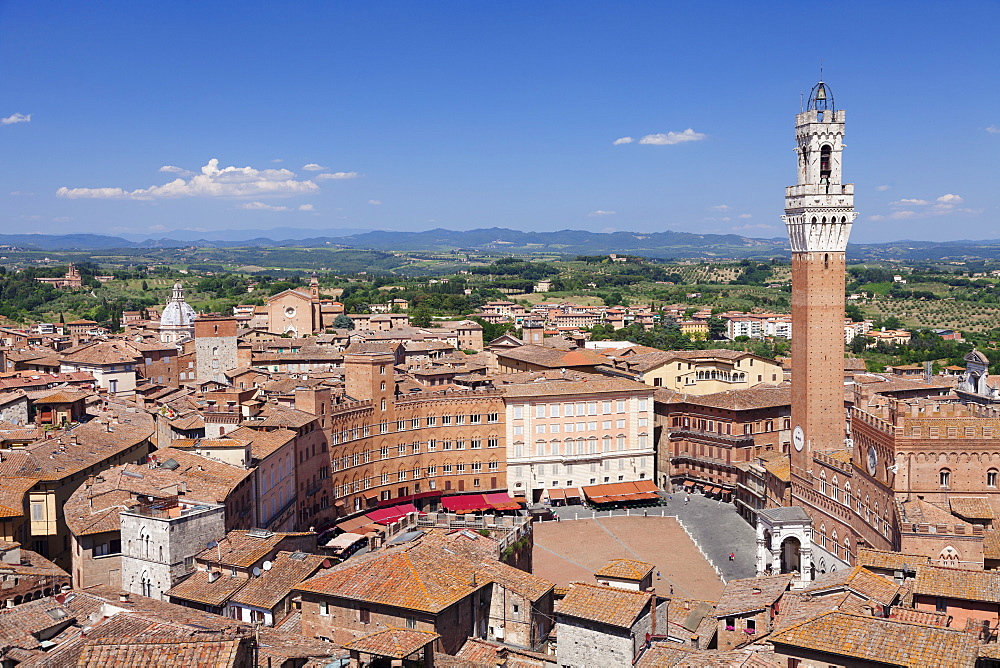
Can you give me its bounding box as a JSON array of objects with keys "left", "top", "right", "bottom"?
[{"left": 160, "top": 282, "right": 197, "bottom": 328}]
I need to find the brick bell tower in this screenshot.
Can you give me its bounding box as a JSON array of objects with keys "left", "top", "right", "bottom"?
[{"left": 783, "top": 82, "right": 858, "bottom": 478}]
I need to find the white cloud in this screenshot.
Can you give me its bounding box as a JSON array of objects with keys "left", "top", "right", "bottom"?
[
  {"left": 57, "top": 158, "right": 320, "bottom": 200},
  {"left": 870, "top": 194, "right": 977, "bottom": 221},
  {"left": 637, "top": 129, "right": 707, "bottom": 145},
  {"left": 710, "top": 205, "right": 731, "bottom": 211},
  {"left": 298, "top": 204, "right": 315, "bottom": 211},
  {"left": 368, "top": 199, "right": 382, "bottom": 205},
  {"left": 987, "top": 126, "right": 999, "bottom": 134},
  {"left": 240, "top": 201, "right": 292, "bottom": 212},
  {"left": 875, "top": 184, "right": 891, "bottom": 191},
  {"left": 612, "top": 137, "right": 634, "bottom": 145},
  {"left": 737, "top": 213, "right": 752, "bottom": 219},
  {"left": 159, "top": 165, "right": 186, "bottom": 173},
  {"left": 588, "top": 210, "right": 616, "bottom": 217},
  {"left": 302, "top": 163, "right": 327, "bottom": 171},
  {"left": 271, "top": 158, "right": 284, "bottom": 163},
  {"left": 1, "top": 113, "right": 31, "bottom": 125},
  {"left": 315, "top": 171, "right": 359, "bottom": 180}
]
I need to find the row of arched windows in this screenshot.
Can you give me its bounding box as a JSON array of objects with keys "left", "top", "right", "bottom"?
[{"left": 939, "top": 468, "right": 1000, "bottom": 488}]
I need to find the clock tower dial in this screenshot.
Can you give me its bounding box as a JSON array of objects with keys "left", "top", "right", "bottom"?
[
  {"left": 867, "top": 446, "right": 878, "bottom": 476},
  {"left": 793, "top": 425, "right": 805, "bottom": 452}
]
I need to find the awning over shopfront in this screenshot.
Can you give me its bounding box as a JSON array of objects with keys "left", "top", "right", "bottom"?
[
  {"left": 581, "top": 480, "right": 661, "bottom": 504},
  {"left": 441, "top": 494, "right": 493, "bottom": 514},
  {"left": 335, "top": 515, "right": 378, "bottom": 534},
  {"left": 365, "top": 503, "right": 419, "bottom": 525},
  {"left": 484, "top": 492, "right": 521, "bottom": 511}
]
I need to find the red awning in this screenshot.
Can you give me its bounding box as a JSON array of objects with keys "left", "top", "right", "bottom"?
[
  {"left": 365, "top": 503, "right": 419, "bottom": 525},
  {"left": 485, "top": 492, "right": 521, "bottom": 511},
  {"left": 565, "top": 488, "right": 581, "bottom": 499},
  {"left": 441, "top": 494, "right": 491, "bottom": 513},
  {"left": 547, "top": 488, "right": 566, "bottom": 501}
]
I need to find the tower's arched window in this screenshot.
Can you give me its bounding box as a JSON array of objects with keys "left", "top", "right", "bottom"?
[
  {"left": 989, "top": 469, "right": 998, "bottom": 487},
  {"left": 939, "top": 468, "right": 951, "bottom": 488},
  {"left": 820, "top": 145, "right": 832, "bottom": 182}
]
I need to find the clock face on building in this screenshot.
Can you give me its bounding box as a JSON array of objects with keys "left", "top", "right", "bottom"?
[
  {"left": 793, "top": 425, "right": 804, "bottom": 451},
  {"left": 867, "top": 446, "right": 878, "bottom": 475}
]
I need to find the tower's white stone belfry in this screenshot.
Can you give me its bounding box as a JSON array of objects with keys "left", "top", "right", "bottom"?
[{"left": 783, "top": 82, "right": 858, "bottom": 255}]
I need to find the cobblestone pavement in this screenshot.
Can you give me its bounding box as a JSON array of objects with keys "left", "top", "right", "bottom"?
[{"left": 532, "top": 491, "right": 756, "bottom": 584}]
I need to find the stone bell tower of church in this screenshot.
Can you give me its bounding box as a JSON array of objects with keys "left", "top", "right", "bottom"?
[{"left": 784, "top": 81, "right": 858, "bottom": 476}]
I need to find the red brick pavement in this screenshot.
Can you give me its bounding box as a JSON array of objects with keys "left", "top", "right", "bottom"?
[{"left": 533, "top": 516, "right": 724, "bottom": 600}]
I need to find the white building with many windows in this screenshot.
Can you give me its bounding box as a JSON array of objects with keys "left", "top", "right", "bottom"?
[{"left": 499, "top": 375, "right": 656, "bottom": 503}]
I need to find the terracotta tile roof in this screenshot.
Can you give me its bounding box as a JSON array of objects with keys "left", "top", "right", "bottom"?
[
  {"left": 229, "top": 550, "right": 328, "bottom": 610},
  {"left": 985, "top": 531, "right": 1000, "bottom": 560},
  {"left": 150, "top": 448, "right": 254, "bottom": 495},
  {"left": 801, "top": 566, "right": 901, "bottom": 605},
  {"left": 594, "top": 558, "right": 654, "bottom": 581},
  {"left": 635, "top": 644, "right": 779, "bottom": 667},
  {"left": 762, "top": 455, "right": 791, "bottom": 482},
  {"left": 890, "top": 607, "right": 950, "bottom": 626},
  {"left": 297, "top": 539, "right": 551, "bottom": 613},
  {"left": 226, "top": 426, "right": 296, "bottom": 460},
  {"left": 858, "top": 547, "right": 931, "bottom": 571},
  {"left": 555, "top": 582, "right": 652, "bottom": 629},
  {"left": 297, "top": 547, "right": 484, "bottom": 613},
  {"left": 495, "top": 344, "right": 608, "bottom": 369},
  {"left": 195, "top": 530, "right": 314, "bottom": 569},
  {"left": 60, "top": 340, "right": 142, "bottom": 366},
  {"left": 256, "top": 627, "right": 343, "bottom": 664},
  {"left": 164, "top": 570, "right": 249, "bottom": 607},
  {"left": 18, "top": 419, "right": 154, "bottom": 481},
  {"left": 0, "top": 476, "right": 36, "bottom": 518},
  {"left": 715, "top": 573, "right": 792, "bottom": 617},
  {"left": 28, "top": 388, "right": 93, "bottom": 404},
  {"left": 454, "top": 637, "right": 554, "bottom": 666},
  {"left": 64, "top": 464, "right": 197, "bottom": 536},
  {"left": 949, "top": 496, "right": 995, "bottom": 520},
  {"left": 344, "top": 628, "right": 439, "bottom": 659},
  {"left": 241, "top": 403, "right": 317, "bottom": 429},
  {"left": 499, "top": 376, "right": 651, "bottom": 398},
  {"left": 768, "top": 611, "right": 978, "bottom": 667},
  {"left": 76, "top": 636, "right": 247, "bottom": 667},
  {"left": 682, "top": 386, "right": 790, "bottom": 411},
  {"left": 913, "top": 565, "right": 1000, "bottom": 603},
  {"left": 898, "top": 498, "right": 969, "bottom": 527}
]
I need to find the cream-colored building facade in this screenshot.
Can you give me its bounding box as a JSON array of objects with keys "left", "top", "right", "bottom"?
[
  {"left": 501, "top": 377, "right": 656, "bottom": 503},
  {"left": 609, "top": 349, "right": 783, "bottom": 395}
]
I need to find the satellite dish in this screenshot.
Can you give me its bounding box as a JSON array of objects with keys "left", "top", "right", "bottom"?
[
  {"left": 262, "top": 561, "right": 272, "bottom": 571},
  {"left": 252, "top": 567, "right": 262, "bottom": 577}
]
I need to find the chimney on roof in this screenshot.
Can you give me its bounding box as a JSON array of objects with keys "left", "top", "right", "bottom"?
[
  {"left": 647, "top": 587, "right": 657, "bottom": 638},
  {"left": 119, "top": 592, "right": 129, "bottom": 603}
]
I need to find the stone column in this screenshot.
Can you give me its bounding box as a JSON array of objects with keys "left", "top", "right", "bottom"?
[{"left": 755, "top": 523, "right": 768, "bottom": 576}]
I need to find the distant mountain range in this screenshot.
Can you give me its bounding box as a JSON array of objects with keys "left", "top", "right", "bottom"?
[{"left": 3, "top": 228, "right": 1000, "bottom": 262}]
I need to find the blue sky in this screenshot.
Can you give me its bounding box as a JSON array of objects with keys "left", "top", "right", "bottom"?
[{"left": 1, "top": 1, "right": 998, "bottom": 243}]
